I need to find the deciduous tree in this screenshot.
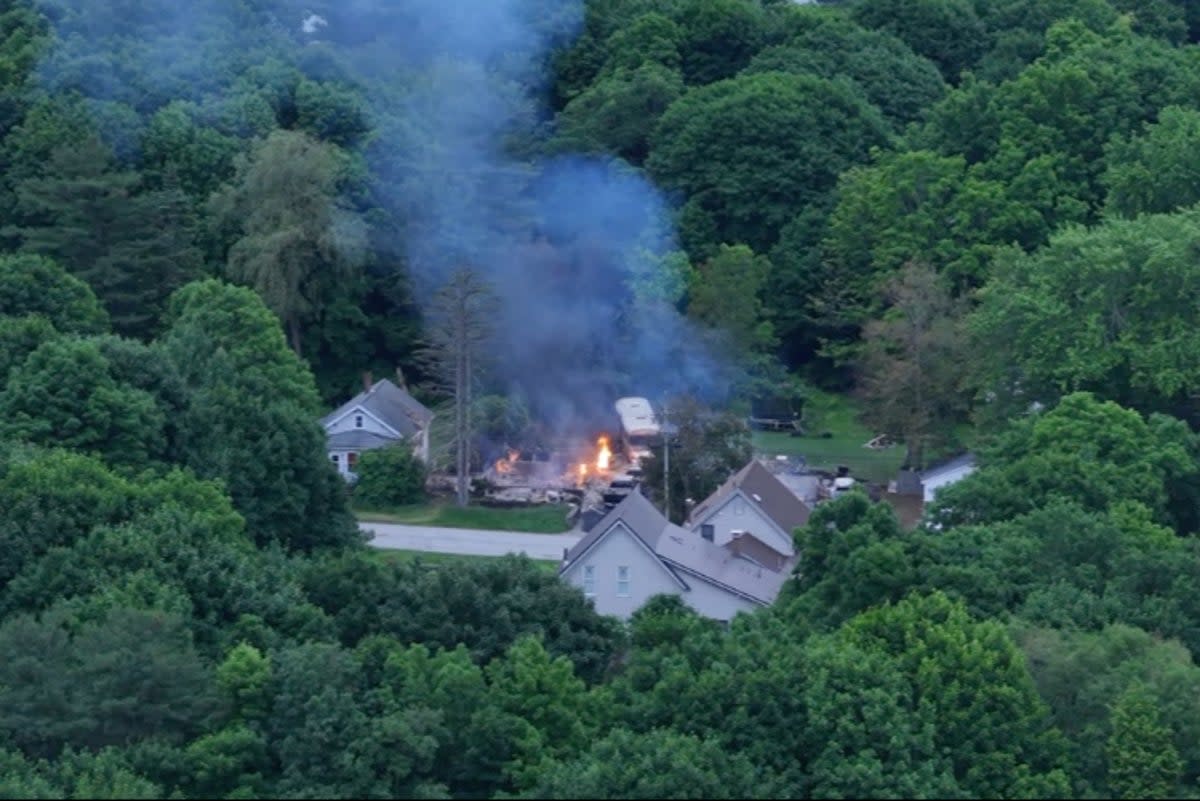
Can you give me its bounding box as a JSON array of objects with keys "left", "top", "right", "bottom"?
[
  {"left": 858, "top": 261, "right": 968, "bottom": 469},
  {"left": 209, "top": 129, "right": 367, "bottom": 358}
]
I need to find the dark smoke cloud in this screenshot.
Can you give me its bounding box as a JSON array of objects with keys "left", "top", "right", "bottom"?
[{"left": 31, "top": 0, "right": 737, "bottom": 428}]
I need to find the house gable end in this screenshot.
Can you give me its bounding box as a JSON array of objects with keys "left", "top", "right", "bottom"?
[
  {"left": 323, "top": 404, "right": 404, "bottom": 440},
  {"left": 562, "top": 520, "right": 687, "bottom": 590},
  {"left": 695, "top": 491, "right": 794, "bottom": 557}
]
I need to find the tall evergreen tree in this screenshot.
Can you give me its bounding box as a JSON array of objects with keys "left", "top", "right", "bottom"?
[{"left": 9, "top": 137, "right": 202, "bottom": 338}]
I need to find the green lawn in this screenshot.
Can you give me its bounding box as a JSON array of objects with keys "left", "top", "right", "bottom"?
[
  {"left": 355, "top": 501, "right": 574, "bottom": 533},
  {"left": 751, "top": 389, "right": 905, "bottom": 484},
  {"left": 372, "top": 548, "right": 559, "bottom": 572}
]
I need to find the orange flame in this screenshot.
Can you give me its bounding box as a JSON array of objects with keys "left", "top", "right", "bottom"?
[
  {"left": 578, "top": 462, "right": 587, "bottom": 480},
  {"left": 596, "top": 436, "right": 612, "bottom": 471},
  {"left": 494, "top": 449, "right": 520, "bottom": 474}
]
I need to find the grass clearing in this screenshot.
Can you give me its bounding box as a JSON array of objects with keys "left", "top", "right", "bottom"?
[
  {"left": 355, "top": 501, "right": 574, "bottom": 533},
  {"left": 751, "top": 389, "right": 904, "bottom": 484},
  {"left": 372, "top": 548, "right": 559, "bottom": 572}
]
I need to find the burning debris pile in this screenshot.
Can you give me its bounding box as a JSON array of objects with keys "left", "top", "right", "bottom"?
[{"left": 481, "top": 433, "right": 637, "bottom": 518}]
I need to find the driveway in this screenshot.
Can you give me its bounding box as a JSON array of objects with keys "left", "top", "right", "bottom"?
[{"left": 361, "top": 521, "right": 581, "bottom": 561}]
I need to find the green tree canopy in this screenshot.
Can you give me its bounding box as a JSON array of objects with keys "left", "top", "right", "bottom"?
[
  {"left": 158, "top": 279, "right": 357, "bottom": 550},
  {"left": 745, "top": 16, "right": 946, "bottom": 126},
  {"left": 933, "top": 393, "right": 1198, "bottom": 529},
  {"left": 0, "top": 337, "right": 166, "bottom": 471},
  {"left": 352, "top": 445, "right": 427, "bottom": 508},
  {"left": 208, "top": 129, "right": 367, "bottom": 358},
  {"left": 835, "top": 592, "right": 1070, "bottom": 797},
  {"left": 0, "top": 252, "right": 108, "bottom": 334},
  {"left": 970, "top": 209, "right": 1200, "bottom": 422},
  {"left": 686, "top": 243, "right": 776, "bottom": 361},
  {"left": 648, "top": 70, "right": 890, "bottom": 256},
  {"left": 851, "top": 0, "right": 988, "bottom": 80},
  {"left": 527, "top": 727, "right": 764, "bottom": 799},
  {"left": 9, "top": 135, "right": 202, "bottom": 338},
  {"left": 1103, "top": 105, "right": 1200, "bottom": 218},
  {"left": 1106, "top": 684, "right": 1183, "bottom": 799}
]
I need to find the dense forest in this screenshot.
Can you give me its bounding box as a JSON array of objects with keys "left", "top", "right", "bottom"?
[{"left": 5, "top": 0, "right": 1200, "bottom": 797}]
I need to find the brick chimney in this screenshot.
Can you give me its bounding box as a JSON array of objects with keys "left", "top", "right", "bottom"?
[{"left": 361, "top": 370, "right": 373, "bottom": 392}]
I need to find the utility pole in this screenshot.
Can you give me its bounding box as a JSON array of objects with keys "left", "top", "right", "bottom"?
[{"left": 662, "top": 396, "right": 670, "bottom": 521}]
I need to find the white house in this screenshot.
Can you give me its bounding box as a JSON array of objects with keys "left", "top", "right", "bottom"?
[
  {"left": 920, "top": 453, "right": 977, "bottom": 503},
  {"left": 320, "top": 377, "right": 433, "bottom": 479},
  {"left": 685, "top": 460, "right": 811, "bottom": 571},
  {"left": 559, "top": 489, "right": 797, "bottom": 622}
]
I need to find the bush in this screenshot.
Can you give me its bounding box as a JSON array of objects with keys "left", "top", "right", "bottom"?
[{"left": 352, "top": 446, "right": 426, "bottom": 508}]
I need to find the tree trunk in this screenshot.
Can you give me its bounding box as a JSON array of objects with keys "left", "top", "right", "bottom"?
[
  {"left": 287, "top": 316, "right": 303, "bottom": 358},
  {"left": 906, "top": 436, "right": 924, "bottom": 473},
  {"left": 455, "top": 309, "right": 469, "bottom": 508}
]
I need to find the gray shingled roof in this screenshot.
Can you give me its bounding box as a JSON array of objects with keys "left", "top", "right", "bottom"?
[
  {"left": 562, "top": 488, "right": 795, "bottom": 606},
  {"left": 320, "top": 379, "right": 433, "bottom": 438},
  {"left": 688, "top": 460, "right": 811, "bottom": 540},
  {"left": 561, "top": 490, "right": 668, "bottom": 567},
  {"left": 327, "top": 430, "right": 397, "bottom": 450},
  {"left": 655, "top": 527, "right": 795, "bottom": 605}
]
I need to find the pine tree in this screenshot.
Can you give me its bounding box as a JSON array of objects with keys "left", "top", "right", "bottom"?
[
  {"left": 9, "top": 137, "right": 202, "bottom": 338},
  {"left": 420, "top": 268, "right": 494, "bottom": 507}
]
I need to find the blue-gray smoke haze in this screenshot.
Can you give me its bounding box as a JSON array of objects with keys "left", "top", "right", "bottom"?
[{"left": 32, "top": 0, "right": 735, "bottom": 429}]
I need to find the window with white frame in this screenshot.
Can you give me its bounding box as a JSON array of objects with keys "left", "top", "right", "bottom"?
[
  {"left": 582, "top": 565, "right": 595, "bottom": 596},
  {"left": 617, "top": 565, "right": 630, "bottom": 597},
  {"left": 354, "top": 414, "right": 364, "bottom": 429}
]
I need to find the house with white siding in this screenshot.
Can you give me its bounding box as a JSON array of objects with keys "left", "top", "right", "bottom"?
[
  {"left": 320, "top": 377, "right": 433, "bottom": 479},
  {"left": 559, "top": 479, "right": 800, "bottom": 622},
  {"left": 684, "top": 460, "right": 810, "bottom": 571}
]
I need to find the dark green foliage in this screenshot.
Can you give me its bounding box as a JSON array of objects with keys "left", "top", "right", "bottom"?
[
  {"left": 852, "top": 0, "right": 988, "bottom": 80},
  {"left": 527, "top": 727, "right": 763, "bottom": 799},
  {"left": 1103, "top": 105, "right": 1200, "bottom": 218},
  {"left": 0, "top": 747, "right": 161, "bottom": 799},
  {"left": 300, "top": 551, "right": 625, "bottom": 685},
  {"left": 0, "top": 447, "right": 136, "bottom": 590},
  {"left": 0, "top": 314, "right": 57, "bottom": 381},
  {"left": 788, "top": 492, "right": 916, "bottom": 629},
  {"left": 8, "top": 1, "right": 1200, "bottom": 796},
  {"left": 931, "top": 393, "right": 1199, "bottom": 529},
  {"left": 9, "top": 136, "right": 202, "bottom": 338},
  {"left": 647, "top": 70, "right": 891, "bottom": 256},
  {"left": 352, "top": 445, "right": 427, "bottom": 508},
  {"left": 1106, "top": 684, "right": 1183, "bottom": 798},
  {"left": 553, "top": 62, "right": 683, "bottom": 164},
  {"left": 744, "top": 16, "right": 947, "bottom": 127},
  {"left": 1016, "top": 624, "right": 1200, "bottom": 796},
  {"left": 207, "top": 129, "right": 367, "bottom": 358},
  {"left": 0, "top": 252, "right": 108, "bottom": 334},
  {"left": 0, "top": 606, "right": 220, "bottom": 758},
  {"left": 686, "top": 243, "right": 776, "bottom": 362},
  {"left": 675, "top": 0, "right": 768, "bottom": 85},
  {"left": 0, "top": 337, "right": 167, "bottom": 470},
  {"left": 829, "top": 593, "right": 1071, "bottom": 797},
  {"left": 158, "top": 279, "right": 358, "bottom": 551}
]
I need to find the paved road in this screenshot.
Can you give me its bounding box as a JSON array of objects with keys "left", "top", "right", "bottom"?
[{"left": 361, "top": 521, "right": 581, "bottom": 561}]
